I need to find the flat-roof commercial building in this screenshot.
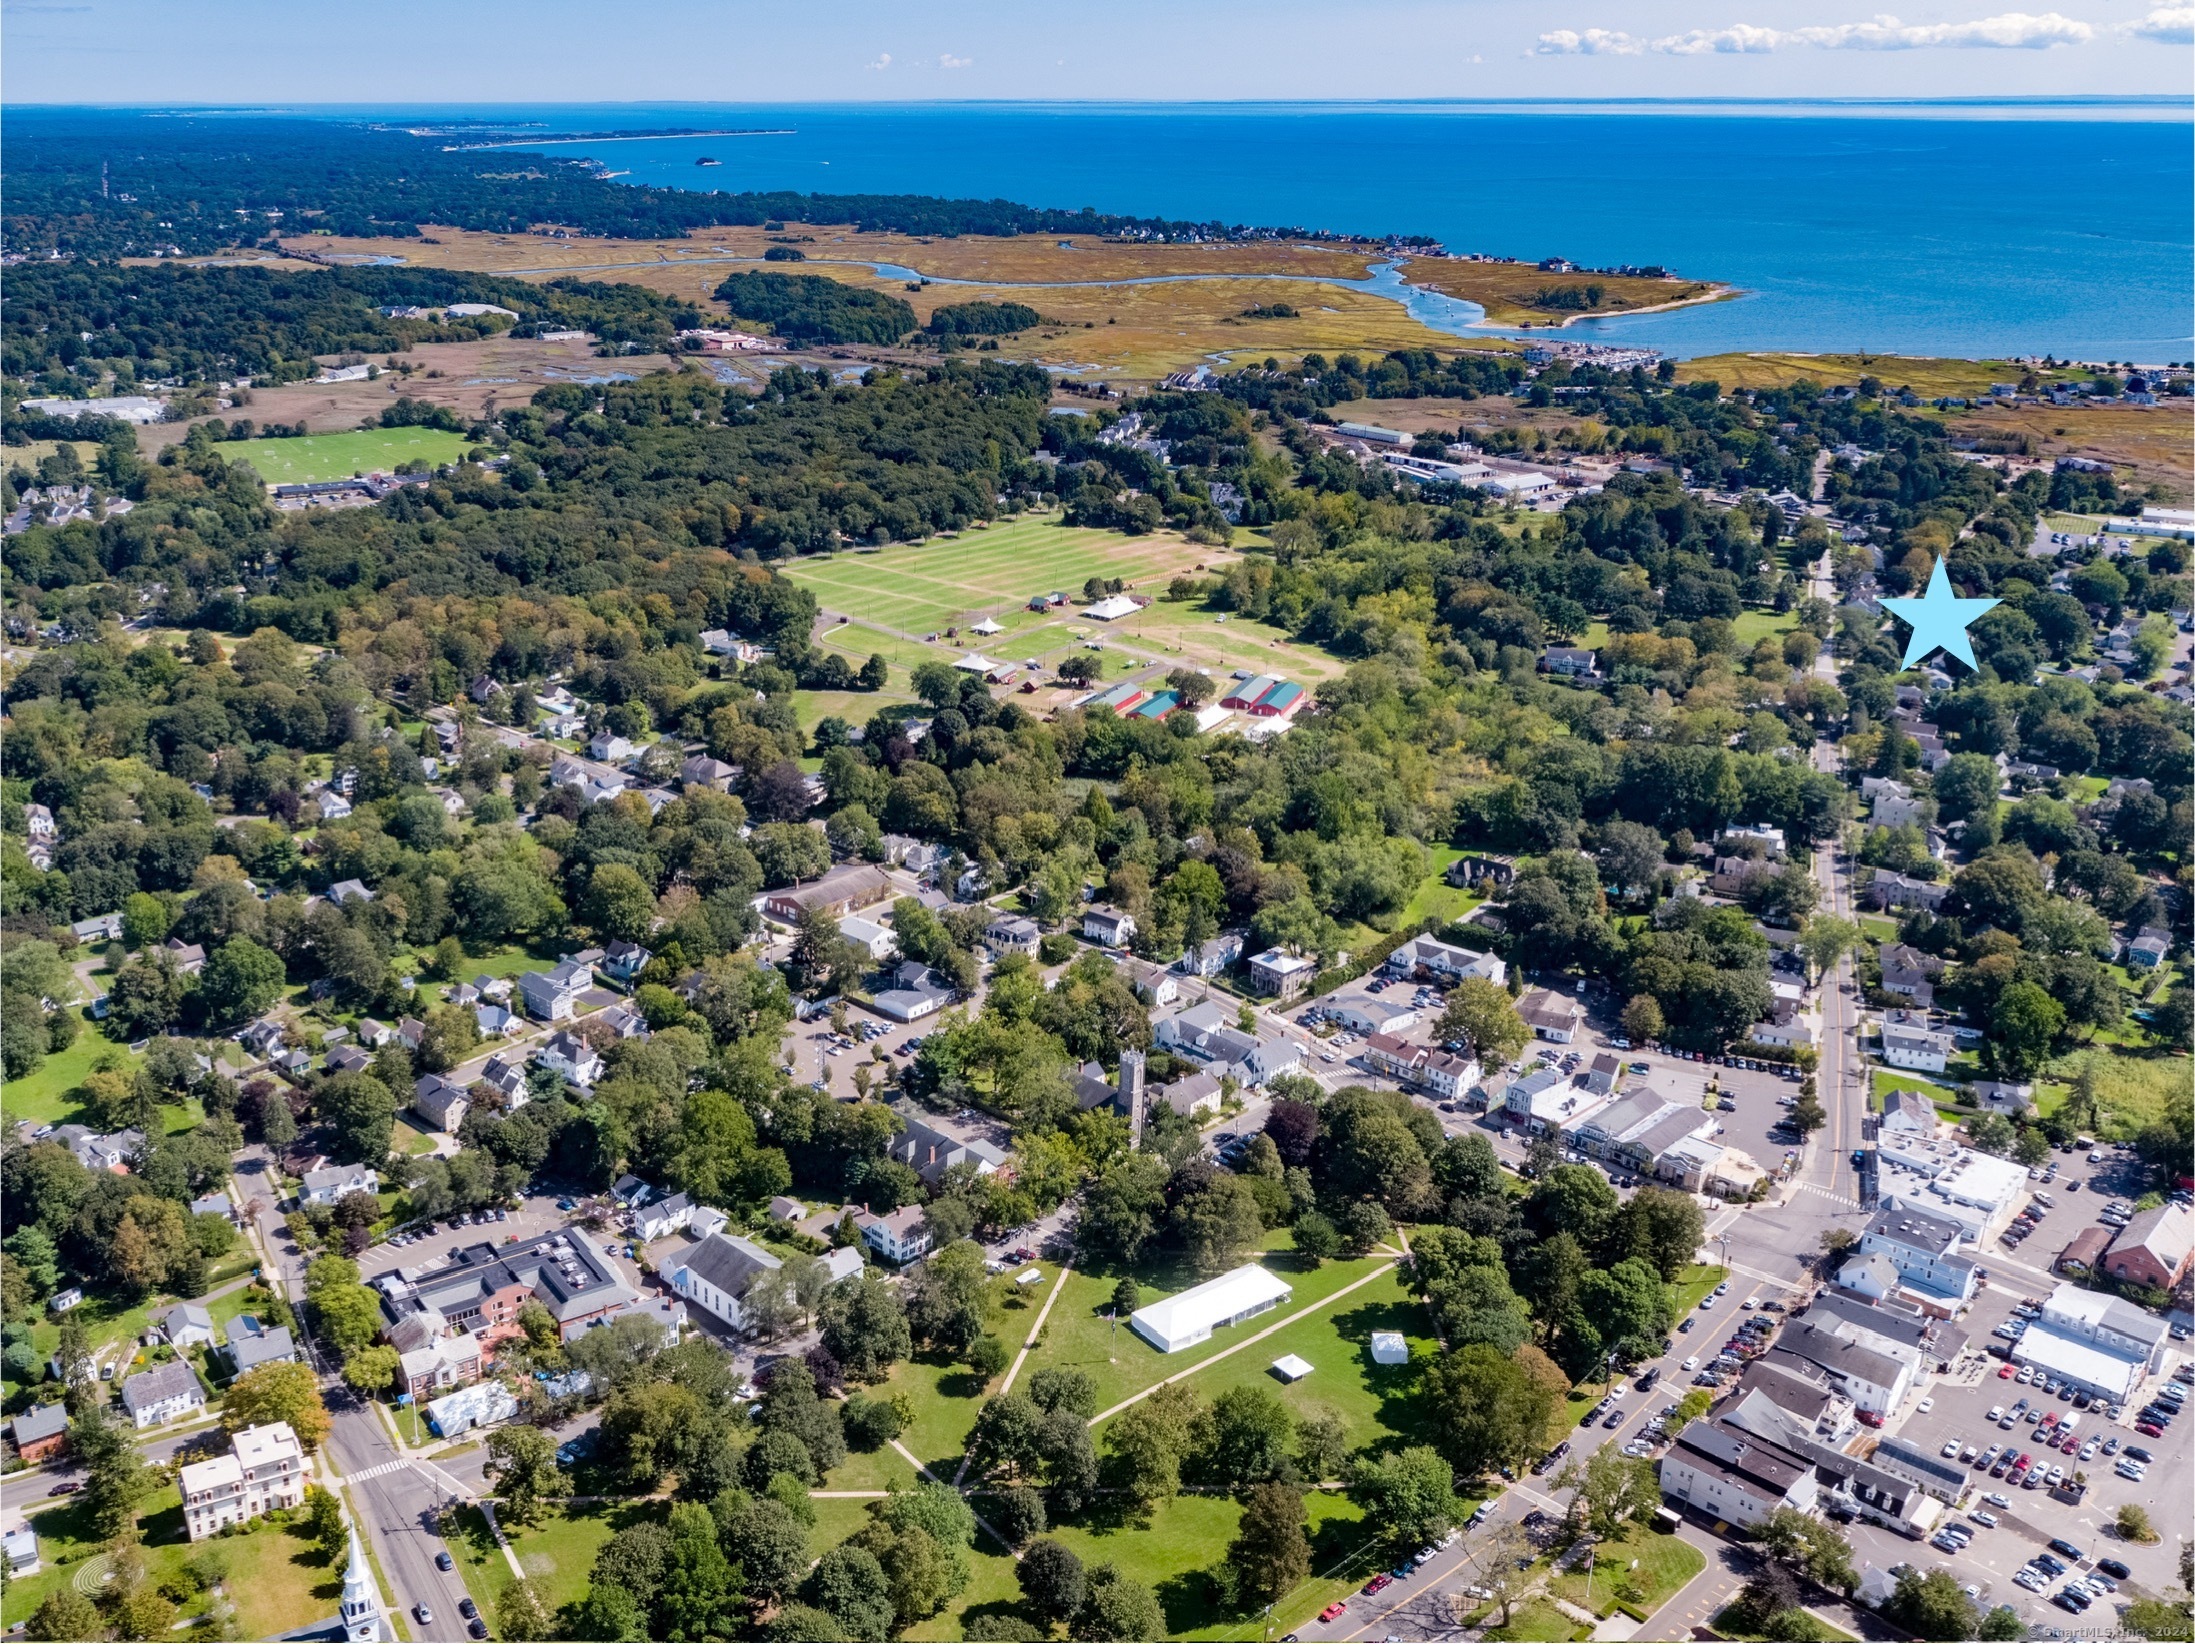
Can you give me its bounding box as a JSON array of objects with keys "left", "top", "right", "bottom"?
[{"left": 1131, "top": 1264, "right": 1294, "bottom": 1354}]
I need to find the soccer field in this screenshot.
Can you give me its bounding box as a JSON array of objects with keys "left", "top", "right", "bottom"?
[
  {"left": 230, "top": 427, "right": 478, "bottom": 486},
  {"left": 780, "top": 517, "right": 1221, "bottom": 635}
]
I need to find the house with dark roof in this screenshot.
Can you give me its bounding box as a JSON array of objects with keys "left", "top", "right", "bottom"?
[
  {"left": 226, "top": 1324, "right": 300, "bottom": 1375},
  {"left": 661, "top": 1233, "right": 783, "bottom": 1333},
  {"left": 9, "top": 1404, "right": 69, "bottom": 1465},
  {"left": 891, "top": 1114, "right": 1009, "bottom": 1185},
  {"left": 121, "top": 1361, "right": 206, "bottom": 1428},
  {"left": 1657, "top": 1418, "right": 1817, "bottom": 1528}
]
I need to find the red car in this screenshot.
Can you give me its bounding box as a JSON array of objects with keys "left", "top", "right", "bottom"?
[
  {"left": 1998, "top": 1365, "right": 2016, "bottom": 1378},
  {"left": 1363, "top": 1574, "right": 1393, "bottom": 1596},
  {"left": 2137, "top": 1421, "right": 2164, "bottom": 1437},
  {"left": 1319, "top": 1604, "right": 1347, "bottom": 1623}
]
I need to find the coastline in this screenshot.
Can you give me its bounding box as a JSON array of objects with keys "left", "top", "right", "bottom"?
[{"left": 1485, "top": 281, "right": 1745, "bottom": 331}]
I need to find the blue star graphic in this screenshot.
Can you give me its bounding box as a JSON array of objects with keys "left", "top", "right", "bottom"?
[{"left": 1880, "top": 556, "right": 2001, "bottom": 671}]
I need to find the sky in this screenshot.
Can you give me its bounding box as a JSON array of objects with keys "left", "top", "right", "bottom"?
[{"left": 2, "top": 0, "right": 2191, "bottom": 103}]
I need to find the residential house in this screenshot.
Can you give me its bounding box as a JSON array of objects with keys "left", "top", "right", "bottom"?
[
  {"left": 1579, "top": 1052, "right": 1624, "bottom": 1097},
  {"left": 587, "top": 733, "right": 638, "bottom": 764},
  {"left": 163, "top": 938, "right": 208, "bottom": 976},
  {"left": 600, "top": 941, "right": 651, "bottom": 984},
  {"left": 1719, "top": 823, "right": 1788, "bottom": 858},
  {"left": 54, "top": 1125, "right": 144, "bottom": 1173},
  {"left": 1517, "top": 989, "right": 1583, "bottom": 1043},
  {"left": 1415, "top": 1050, "right": 1481, "bottom": 1101},
  {"left": 9, "top": 1404, "right": 68, "bottom": 1466},
  {"left": 983, "top": 915, "right": 1040, "bottom": 958},
  {"left": 1362, "top": 1034, "right": 1427, "bottom": 1085},
  {"left": 1153, "top": 999, "right": 1302, "bottom": 1086},
  {"left": 2127, "top": 926, "right": 2172, "bottom": 970},
  {"left": 1867, "top": 872, "right": 1948, "bottom": 914},
  {"left": 1880, "top": 1023, "right": 1952, "bottom": 1073},
  {"left": 1864, "top": 777, "right": 1925, "bottom": 828},
  {"left": 662, "top": 1233, "right": 784, "bottom": 1332},
  {"left": 839, "top": 916, "right": 898, "bottom": 962},
  {"left": 178, "top": 1422, "right": 308, "bottom": 1542},
  {"left": 1878, "top": 1088, "right": 1936, "bottom": 1134},
  {"left": 680, "top": 755, "right": 739, "bottom": 790},
  {"left": 1503, "top": 1066, "right": 1606, "bottom": 1134},
  {"left": 1384, "top": 935, "right": 1505, "bottom": 986},
  {"left": 1879, "top": 943, "right": 1944, "bottom": 1006},
  {"left": 593, "top": 1002, "right": 648, "bottom": 1041},
  {"left": 1446, "top": 853, "right": 1519, "bottom": 890},
  {"left": 225, "top": 1323, "right": 300, "bottom": 1376},
  {"left": 634, "top": 1192, "right": 696, "bottom": 1243},
  {"left": 872, "top": 961, "right": 956, "bottom": 1023},
  {"left": 537, "top": 1030, "right": 602, "bottom": 1088},
  {"left": 328, "top": 879, "right": 375, "bottom": 907},
  {"left": 477, "top": 1055, "right": 530, "bottom": 1106},
  {"left": 315, "top": 791, "right": 353, "bottom": 820},
  {"left": 759, "top": 863, "right": 894, "bottom": 926},
  {"left": 1540, "top": 646, "right": 1600, "bottom": 680},
  {"left": 120, "top": 1361, "right": 206, "bottom": 1429},
  {"left": 858, "top": 1205, "right": 933, "bottom": 1265},
  {"left": 357, "top": 1018, "right": 394, "bottom": 1048},
  {"left": 1175, "top": 930, "right": 1246, "bottom": 977},
  {"left": 155, "top": 1302, "right": 216, "bottom": 1349},
  {"left": 397, "top": 1332, "right": 486, "bottom": 1402},
  {"left": 2102, "top": 1203, "right": 2193, "bottom": 1291},
  {"left": 189, "top": 1191, "right": 237, "bottom": 1224},
  {"left": 240, "top": 1019, "right": 288, "bottom": 1060},
  {"left": 1103, "top": 956, "right": 1173, "bottom": 1010},
  {"left": 890, "top": 1114, "right": 1009, "bottom": 1186},
  {"left": 1245, "top": 947, "right": 1316, "bottom": 1000},
  {"left": 299, "top": 1163, "right": 379, "bottom": 1206},
  {"left": 516, "top": 959, "right": 593, "bottom": 1022},
  {"left": 411, "top": 1074, "right": 471, "bottom": 1134},
  {"left": 1082, "top": 905, "right": 1137, "bottom": 948},
  {"left": 71, "top": 912, "right": 125, "bottom": 944},
  {"left": 1158, "top": 1071, "right": 1224, "bottom": 1118}
]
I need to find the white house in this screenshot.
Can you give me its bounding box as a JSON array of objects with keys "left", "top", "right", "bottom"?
[
  {"left": 179, "top": 1422, "right": 307, "bottom": 1542},
  {"left": 1880, "top": 1024, "right": 1952, "bottom": 1073},
  {"left": 1518, "top": 989, "right": 1583, "bottom": 1043},
  {"left": 984, "top": 915, "right": 1040, "bottom": 957},
  {"left": 1130, "top": 1264, "right": 1293, "bottom": 1353},
  {"left": 1384, "top": 936, "right": 1505, "bottom": 986},
  {"left": 588, "top": 733, "right": 639, "bottom": 764},
  {"left": 1175, "top": 931, "right": 1246, "bottom": 977},
  {"left": 634, "top": 1192, "right": 696, "bottom": 1242},
  {"left": 155, "top": 1302, "right": 216, "bottom": 1349},
  {"left": 1657, "top": 1419, "right": 1818, "bottom": 1529},
  {"left": 517, "top": 959, "right": 592, "bottom": 1022},
  {"left": 120, "top": 1362, "right": 205, "bottom": 1429},
  {"left": 299, "top": 1163, "right": 379, "bottom": 1206},
  {"left": 1083, "top": 905, "right": 1136, "bottom": 947},
  {"left": 858, "top": 1205, "right": 932, "bottom": 1265},
  {"left": 662, "top": 1233, "right": 783, "bottom": 1332},
  {"left": 839, "top": 916, "right": 898, "bottom": 962},
  {"left": 538, "top": 1030, "right": 602, "bottom": 1088},
  {"left": 1154, "top": 999, "right": 1302, "bottom": 1087}
]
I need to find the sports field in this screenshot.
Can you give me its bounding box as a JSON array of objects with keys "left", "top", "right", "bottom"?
[
  {"left": 229, "top": 427, "right": 478, "bottom": 485},
  {"left": 781, "top": 517, "right": 1223, "bottom": 633},
  {"left": 789, "top": 517, "right": 1347, "bottom": 702}
]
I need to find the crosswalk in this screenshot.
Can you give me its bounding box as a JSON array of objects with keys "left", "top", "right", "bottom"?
[
  {"left": 347, "top": 1458, "right": 415, "bottom": 1483},
  {"left": 1789, "top": 1180, "right": 1861, "bottom": 1210}
]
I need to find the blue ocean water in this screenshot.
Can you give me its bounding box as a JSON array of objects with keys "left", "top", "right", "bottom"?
[{"left": 453, "top": 101, "right": 2194, "bottom": 362}]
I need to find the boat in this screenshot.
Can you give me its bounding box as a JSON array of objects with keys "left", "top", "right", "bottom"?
[{"left": 695, "top": 156, "right": 721, "bottom": 166}]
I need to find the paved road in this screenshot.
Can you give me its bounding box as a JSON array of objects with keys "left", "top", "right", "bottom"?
[{"left": 236, "top": 1147, "right": 480, "bottom": 1641}]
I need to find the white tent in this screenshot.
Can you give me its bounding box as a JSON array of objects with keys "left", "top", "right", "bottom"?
[
  {"left": 1272, "top": 1354, "right": 1314, "bottom": 1382},
  {"left": 1130, "top": 1264, "right": 1294, "bottom": 1353},
  {"left": 1369, "top": 1330, "right": 1409, "bottom": 1365}
]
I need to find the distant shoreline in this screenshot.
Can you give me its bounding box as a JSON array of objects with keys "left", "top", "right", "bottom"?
[{"left": 1488, "top": 282, "right": 1745, "bottom": 332}]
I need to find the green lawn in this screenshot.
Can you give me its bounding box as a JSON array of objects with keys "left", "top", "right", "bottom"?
[
  {"left": 1713, "top": 1601, "right": 1857, "bottom": 1641},
  {"left": 1730, "top": 610, "right": 1800, "bottom": 647},
  {"left": 0, "top": 1018, "right": 135, "bottom": 1128},
  {"left": 866, "top": 1352, "right": 996, "bottom": 1480},
  {"left": 1022, "top": 1233, "right": 1395, "bottom": 1424},
  {"left": 1545, "top": 1524, "right": 1706, "bottom": 1617},
  {"left": 1668, "top": 1263, "right": 1729, "bottom": 1317},
  {"left": 1163, "top": 1266, "right": 1438, "bottom": 1459},
  {"left": 781, "top": 518, "right": 1212, "bottom": 636},
  {"left": 1871, "top": 1068, "right": 1964, "bottom": 1111},
  {"left": 235, "top": 427, "right": 478, "bottom": 486},
  {"left": 447, "top": 1500, "right": 657, "bottom": 1628},
  {"left": 1400, "top": 848, "right": 1486, "bottom": 929},
  {"left": 819, "top": 1441, "right": 922, "bottom": 1493},
  {"left": 0, "top": 1486, "right": 340, "bottom": 1639},
  {"left": 1480, "top": 1595, "right": 1591, "bottom": 1641}
]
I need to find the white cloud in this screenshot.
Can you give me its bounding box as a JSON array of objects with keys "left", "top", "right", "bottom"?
[
  {"left": 865, "top": 51, "right": 891, "bottom": 70},
  {"left": 2123, "top": 3, "right": 2194, "bottom": 37},
  {"left": 1547, "top": 8, "right": 2099, "bottom": 51},
  {"left": 938, "top": 51, "right": 973, "bottom": 68},
  {"left": 1533, "top": 27, "right": 1644, "bottom": 52}
]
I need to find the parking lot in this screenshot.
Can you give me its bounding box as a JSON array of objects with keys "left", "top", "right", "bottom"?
[{"left": 1860, "top": 1269, "right": 2193, "bottom": 1625}]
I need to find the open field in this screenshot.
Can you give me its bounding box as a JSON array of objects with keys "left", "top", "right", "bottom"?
[
  {"left": 229, "top": 426, "right": 479, "bottom": 485},
  {"left": 1673, "top": 352, "right": 2080, "bottom": 397},
  {"left": 447, "top": 1500, "right": 655, "bottom": 1627},
  {"left": 137, "top": 333, "right": 675, "bottom": 457},
  {"left": 1544, "top": 1523, "right": 1707, "bottom": 1617},
  {"left": 1944, "top": 403, "right": 2194, "bottom": 502},
  {"left": 782, "top": 518, "right": 1232, "bottom": 633},
  {"left": 0, "top": 1014, "right": 136, "bottom": 1128}
]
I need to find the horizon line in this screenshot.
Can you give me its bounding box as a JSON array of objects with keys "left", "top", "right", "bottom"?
[{"left": 6, "top": 94, "right": 2193, "bottom": 112}]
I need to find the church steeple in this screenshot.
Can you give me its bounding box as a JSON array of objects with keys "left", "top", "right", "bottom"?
[{"left": 339, "top": 1524, "right": 380, "bottom": 1642}]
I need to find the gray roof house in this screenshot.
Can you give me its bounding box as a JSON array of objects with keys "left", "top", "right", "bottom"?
[{"left": 227, "top": 1324, "right": 300, "bottom": 1374}]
